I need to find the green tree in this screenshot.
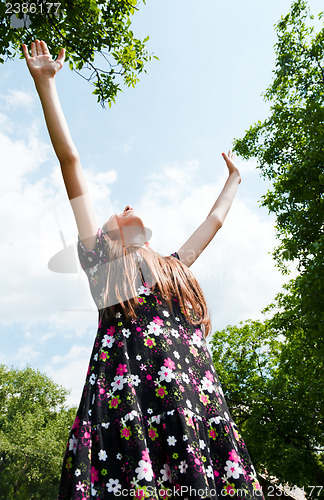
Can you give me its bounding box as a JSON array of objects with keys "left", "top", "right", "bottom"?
[
  {"left": 210, "top": 319, "right": 324, "bottom": 496},
  {"left": 0, "top": 0, "right": 157, "bottom": 107},
  {"left": 0, "top": 364, "right": 76, "bottom": 499},
  {"left": 209, "top": 0, "right": 324, "bottom": 494}
]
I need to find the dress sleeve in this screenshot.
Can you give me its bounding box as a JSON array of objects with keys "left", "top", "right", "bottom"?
[
  {"left": 77, "top": 227, "right": 108, "bottom": 270},
  {"left": 77, "top": 228, "right": 109, "bottom": 310}
]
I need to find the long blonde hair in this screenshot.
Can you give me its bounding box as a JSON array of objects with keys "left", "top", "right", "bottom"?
[{"left": 101, "top": 231, "right": 212, "bottom": 338}]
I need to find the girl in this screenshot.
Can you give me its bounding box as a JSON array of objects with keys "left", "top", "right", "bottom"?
[{"left": 22, "top": 40, "right": 264, "bottom": 500}]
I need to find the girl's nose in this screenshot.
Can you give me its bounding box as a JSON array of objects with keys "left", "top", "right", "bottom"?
[{"left": 124, "top": 206, "right": 133, "bottom": 212}]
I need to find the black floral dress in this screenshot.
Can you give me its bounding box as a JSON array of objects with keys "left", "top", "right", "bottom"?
[{"left": 57, "top": 228, "right": 264, "bottom": 500}]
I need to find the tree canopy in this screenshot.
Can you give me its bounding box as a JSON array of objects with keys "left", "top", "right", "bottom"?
[
  {"left": 0, "top": 0, "right": 157, "bottom": 107},
  {"left": 0, "top": 364, "right": 76, "bottom": 499},
  {"left": 210, "top": 0, "right": 324, "bottom": 495}
]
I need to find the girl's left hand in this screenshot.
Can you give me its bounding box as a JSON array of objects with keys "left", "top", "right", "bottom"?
[{"left": 222, "top": 151, "right": 241, "bottom": 183}]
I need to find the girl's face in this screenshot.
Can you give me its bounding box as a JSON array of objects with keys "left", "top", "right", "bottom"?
[
  {"left": 106, "top": 206, "right": 148, "bottom": 247},
  {"left": 106, "top": 206, "right": 144, "bottom": 231}
]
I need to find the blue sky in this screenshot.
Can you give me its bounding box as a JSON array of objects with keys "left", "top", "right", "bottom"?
[{"left": 1, "top": 0, "right": 322, "bottom": 406}]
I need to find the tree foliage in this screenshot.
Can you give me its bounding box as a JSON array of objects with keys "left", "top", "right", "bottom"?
[
  {"left": 0, "top": 0, "right": 156, "bottom": 107},
  {"left": 0, "top": 364, "right": 76, "bottom": 499},
  {"left": 210, "top": 0, "right": 324, "bottom": 495},
  {"left": 210, "top": 319, "right": 324, "bottom": 496}
]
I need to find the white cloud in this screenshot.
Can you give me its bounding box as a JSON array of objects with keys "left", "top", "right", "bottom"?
[{"left": 0, "top": 89, "right": 35, "bottom": 110}]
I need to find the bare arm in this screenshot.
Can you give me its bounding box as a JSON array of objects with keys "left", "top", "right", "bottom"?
[
  {"left": 22, "top": 39, "right": 98, "bottom": 250},
  {"left": 176, "top": 152, "right": 241, "bottom": 267}
]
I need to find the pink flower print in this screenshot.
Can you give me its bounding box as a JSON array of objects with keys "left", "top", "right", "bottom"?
[
  {"left": 225, "top": 483, "right": 236, "bottom": 495},
  {"left": 100, "top": 352, "right": 107, "bottom": 361},
  {"left": 72, "top": 416, "right": 80, "bottom": 430},
  {"left": 91, "top": 466, "right": 99, "bottom": 482},
  {"left": 144, "top": 337, "right": 156, "bottom": 348},
  {"left": 92, "top": 276, "right": 98, "bottom": 286},
  {"left": 155, "top": 386, "right": 168, "bottom": 398},
  {"left": 205, "top": 370, "right": 214, "bottom": 382},
  {"left": 229, "top": 449, "right": 239, "bottom": 463},
  {"left": 195, "top": 328, "right": 203, "bottom": 338},
  {"left": 208, "top": 428, "right": 218, "bottom": 440},
  {"left": 156, "top": 299, "right": 162, "bottom": 305},
  {"left": 109, "top": 395, "right": 121, "bottom": 409},
  {"left": 118, "top": 341, "right": 124, "bottom": 347},
  {"left": 179, "top": 385, "right": 185, "bottom": 392},
  {"left": 199, "top": 393, "right": 210, "bottom": 405},
  {"left": 142, "top": 447, "right": 152, "bottom": 463},
  {"left": 140, "top": 363, "right": 147, "bottom": 371},
  {"left": 167, "top": 338, "right": 172, "bottom": 345},
  {"left": 82, "top": 430, "right": 91, "bottom": 447},
  {"left": 148, "top": 427, "right": 159, "bottom": 441},
  {"left": 107, "top": 325, "right": 116, "bottom": 335},
  {"left": 120, "top": 426, "right": 132, "bottom": 440},
  {"left": 153, "top": 316, "right": 164, "bottom": 326},
  {"left": 138, "top": 297, "right": 145, "bottom": 305},
  {"left": 164, "top": 357, "right": 175, "bottom": 370},
  {"left": 116, "top": 364, "right": 127, "bottom": 375}
]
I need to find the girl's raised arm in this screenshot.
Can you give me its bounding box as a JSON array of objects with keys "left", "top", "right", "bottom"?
[
  {"left": 22, "top": 39, "right": 98, "bottom": 251},
  {"left": 176, "top": 152, "right": 241, "bottom": 267}
]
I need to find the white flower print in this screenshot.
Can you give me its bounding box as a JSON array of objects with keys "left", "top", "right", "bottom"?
[
  {"left": 101, "top": 422, "right": 110, "bottom": 429},
  {"left": 201, "top": 376, "right": 215, "bottom": 393},
  {"left": 131, "top": 374, "right": 141, "bottom": 387},
  {"left": 98, "top": 449, "right": 107, "bottom": 461},
  {"left": 160, "top": 463, "right": 172, "bottom": 483},
  {"left": 69, "top": 434, "right": 78, "bottom": 454},
  {"left": 122, "top": 328, "right": 131, "bottom": 338},
  {"left": 92, "top": 394, "right": 95, "bottom": 405},
  {"left": 88, "top": 409, "right": 92, "bottom": 416},
  {"left": 224, "top": 411, "right": 230, "bottom": 421},
  {"left": 136, "top": 355, "right": 142, "bottom": 361},
  {"left": 199, "top": 439, "right": 206, "bottom": 450},
  {"left": 162, "top": 310, "right": 170, "bottom": 317},
  {"left": 185, "top": 358, "right": 190, "bottom": 364},
  {"left": 206, "top": 465, "right": 214, "bottom": 478},
  {"left": 182, "top": 373, "right": 190, "bottom": 384},
  {"left": 137, "top": 285, "right": 151, "bottom": 296},
  {"left": 171, "top": 329, "right": 179, "bottom": 338},
  {"left": 111, "top": 375, "right": 126, "bottom": 391},
  {"left": 175, "top": 317, "right": 180, "bottom": 321},
  {"left": 173, "top": 350, "right": 180, "bottom": 359},
  {"left": 191, "top": 332, "right": 202, "bottom": 347},
  {"left": 158, "top": 366, "right": 174, "bottom": 383},
  {"left": 89, "top": 374, "right": 97, "bottom": 385},
  {"left": 106, "top": 478, "right": 121, "bottom": 493},
  {"left": 224, "top": 460, "right": 244, "bottom": 479},
  {"left": 186, "top": 399, "right": 192, "bottom": 409},
  {"left": 94, "top": 353, "right": 98, "bottom": 361},
  {"left": 116, "top": 453, "right": 122, "bottom": 460},
  {"left": 183, "top": 435, "right": 188, "bottom": 441},
  {"left": 116, "top": 312, "right": 121, "bottom": 318},
  {"left": 102, "top": 334, "right": 115, "bottom": 348},
  {"left": 75, "top": 469, "right": 81, "bottom": 477},
  {"left": 147, "top": 321, "right": 162, "bottom": 336},
  {"left": 179, "top": 460, "right": 188, "bottom": 474},
  {"left": 186, "top": 445, "right": 194, "bottom": 454},
  {"left": 135, "top": 460, "right": 154, "bottom": 481},
  {"left": 167, "top": 435, "right": 177, "bottom": 446},
  {"left": 147, "top": 408, "right": 153, "bottom": 414},
  {"left": 91, "top": 486, "right": 97, "bottom": 496}
]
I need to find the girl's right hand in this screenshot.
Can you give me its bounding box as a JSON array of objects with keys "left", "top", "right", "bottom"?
[
  {"left": 22, "top": 39, "right": 65, "bottom": 81},
  {"left": 222, "top": 151, "right": 241, "bottom": 184}
]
